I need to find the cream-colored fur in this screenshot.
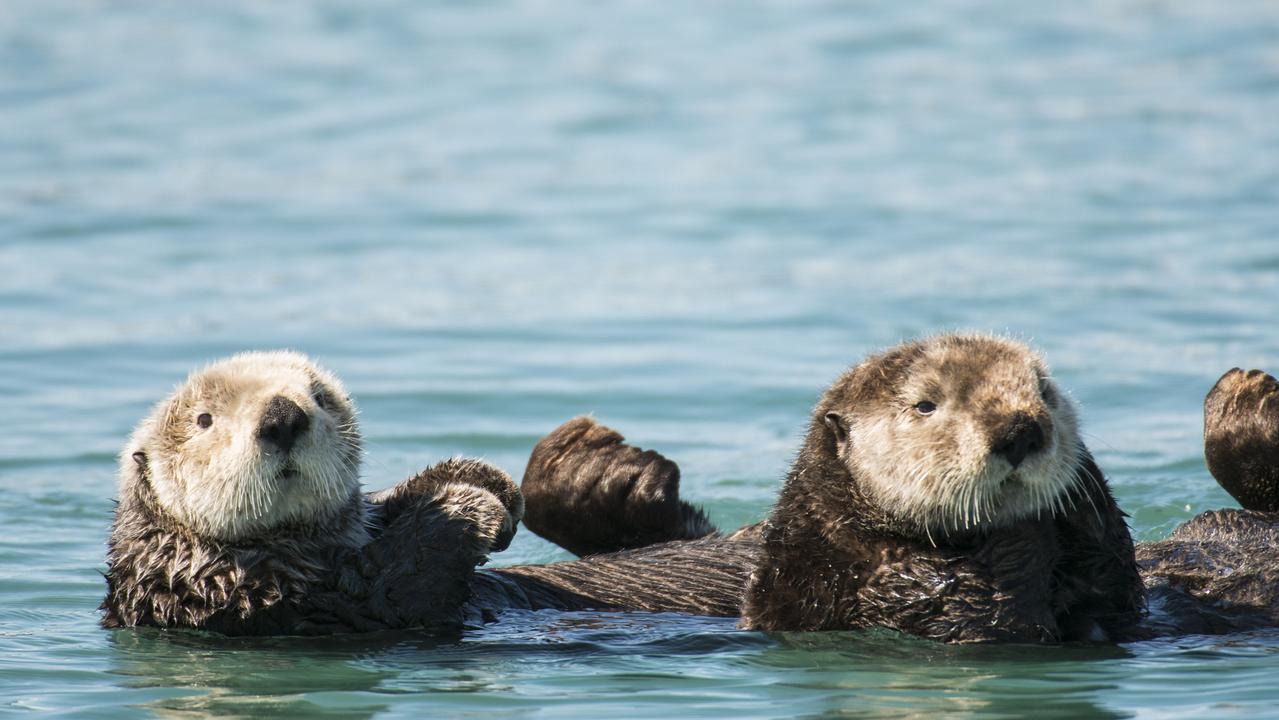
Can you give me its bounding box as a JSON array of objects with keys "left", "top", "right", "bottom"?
[
  {"left": 122, "top": 351, "right": 366, "bottom": 543},
  {"left": 845, "top": 335, "right": 1084, "bottom": 538}
]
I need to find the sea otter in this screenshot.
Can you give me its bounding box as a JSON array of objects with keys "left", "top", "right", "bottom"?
[
  {"left": 523, "top": 334, "right": 1143, "bottom": 643},
  {"left": 102, "top": 351, "right": 752, "bottom": 636},
  {"left": 522, "top": 335, "right": 1279, "bottom": 641},
  {"left": 1136, "top": 367, "right": 1279, "bottom": 635}
]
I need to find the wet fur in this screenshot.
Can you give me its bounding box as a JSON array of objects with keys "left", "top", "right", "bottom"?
[
  {"left": 741, "top": 335, "right": 1143, "bottom": 641},
  {"left": 521, "top": 416, "right": 715, "bottom": 556},
  {"left": 103, "top": 353, "right": 750, "bottom": 636},
  {"left": 521, "top": 335, "right": 1145, "bottom": 642},
  {"left": 104, "top": 443, "right": 517, "bottom": 634},
  {"left": 523, "top": 351, "right": 1279, "bottom": 641},
  {"left": 1136, "top": 368, "right": 1279, "bottom": 635}
]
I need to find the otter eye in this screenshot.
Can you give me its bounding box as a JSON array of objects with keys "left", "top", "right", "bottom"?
[
  {"left": 913, "top": 401, "right": 937, "bottom": 416},
  {"left": 312, "top": 388, "right": 330, "bottom": 411},
  {"left": 196, "top": 413, "right": 213, "bottom": 429}
]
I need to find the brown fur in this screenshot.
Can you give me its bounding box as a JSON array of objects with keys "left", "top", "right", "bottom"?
[
  {"left": 523, "top": 354, "right": 1279, "bottom": 641},
  {"left": 740, "top": 335, "right": 1142, "bottom": 641},
  {"left": 522, "top": 335, "right": 1146, "bottom": 643},
  {"left": 487, "top": 536, "right": 758, "bottom": 618},
  {"left": 1202, "top": 368, "right": 1279, "bottom": 512},
  {"left": 1136, "top": 367, "right": 1279, "bottom": 635},
  {"left": 521, "top": 417, "right": 715, "bottom": 556},
  {"left": 103, "top": 453, "right": 518, "bottom": 635},
  {"left": 102, "top": 353, "right": 751, "bottom": 636}
]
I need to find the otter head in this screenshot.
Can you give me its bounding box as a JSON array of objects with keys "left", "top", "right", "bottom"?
[
  {"left": 1204, "top": 368, "right": 1279, "bottom": 512},
  {"left": 819, "top": 334, "right": 1084, "bottom": 540},
  {"left": 121, "top": 351, "right": 363, "bottom": 542}
]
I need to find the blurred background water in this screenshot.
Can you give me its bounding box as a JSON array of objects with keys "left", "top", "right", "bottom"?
[{"left": 2, "top": 0, "right": 1278, "bottom": 717}]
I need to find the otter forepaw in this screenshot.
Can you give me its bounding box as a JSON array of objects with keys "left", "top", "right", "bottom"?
[
  {"left": 1205, "top": 368, "right": 1279, "bottom": 444},
  {"left": 520, "top": 416, "right": 716, "bottom": 556},
  {"left": 417, "top": 459, "right": 522, "bottom": 551},
  {"left": 1209, "top": 368, "right": 1279, "bottom": 407},
  {"left": 430, "top": 481, "right": 519, "bottom": 553},
  {"left": 424, "top": 459, "right": 523, "bottom": 525},
  {"left": 1204, "top": 367, "right": 1279, "bottom": 513},
  {"left": 371, "top": 459, "right": 523, "bottom": 551}
]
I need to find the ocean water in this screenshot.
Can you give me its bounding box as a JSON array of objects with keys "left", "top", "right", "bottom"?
[{"left": 2, "top": 0, "right": 1278, "bottom": 717}]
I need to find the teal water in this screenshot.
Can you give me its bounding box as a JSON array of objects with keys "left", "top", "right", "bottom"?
[{"left": 3, "top": 1, "right": 1279, "bottom": 717}]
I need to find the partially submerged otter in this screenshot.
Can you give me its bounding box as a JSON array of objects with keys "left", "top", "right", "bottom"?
[
  {"left": 109, "top": 343, "right": 1279, "bottom": 640},
  {"left": 103, "top": 351, "right": 750, "bottom": 636},
  {"left": 523, "top": 336, "right": 1279, "bottom": 642},
  {"left": 1136, "top": 367, "right": 1279, "bottom": 634},
  {"left": 741, "top": 335, "right": 1144, "bottom": 641},
  {"left": 525, "top": 334, "right": 1143, "bottom": 642}
]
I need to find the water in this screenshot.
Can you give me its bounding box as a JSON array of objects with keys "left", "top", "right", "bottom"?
[{"left": 2, "top": 0, "right": 1278, "bottom": 716}]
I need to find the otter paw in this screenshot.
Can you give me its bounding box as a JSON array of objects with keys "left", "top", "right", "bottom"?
[
  {"left": 1204, "top": 367, "right": 1279, "bottom": 513},
  {"left": 1210, "top": 368, "right": 1279, "bottom": 404},
  {"left": 1205, "top": 368, "right": 1279, "bottom": 437},
  {"left": 521, "top": 416, "right": 716, "bottom": 556},
  {"left": 423, "top": 458, "right": 524, "bottom": 526},
  {"left": 375, "top": 459, "right": 522, "bottom": 552},
  {"left": 430, "top": 481, "right": 519, "bottom": 554}
]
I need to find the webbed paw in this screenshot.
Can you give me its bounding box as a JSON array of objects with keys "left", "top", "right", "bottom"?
[
  {"left": 1204, "top": 368, "right": 1279, "bottom": 512},
  {"left": 521, "top": 416, "right": 716, "bottom": 556},
  {"left": 373, "top": 458, "right": 523, "bottom": 552},
  {"left": 1208, "top": 368, "right": 1279, "bottom": 418}
]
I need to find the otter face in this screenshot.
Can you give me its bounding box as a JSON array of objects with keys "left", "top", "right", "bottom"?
[
  {"left": 122, "top": 351, "right": 363, "bottom": 541},
  {"left": 824, "top": 335, "right": 1084, "bottom": 538}
]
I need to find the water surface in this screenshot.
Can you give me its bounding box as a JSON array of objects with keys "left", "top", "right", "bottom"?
[{"left": 3, "top": 1, "right": 1279, "bottom": 717}]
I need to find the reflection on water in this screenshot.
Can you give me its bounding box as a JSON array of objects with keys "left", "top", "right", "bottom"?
[
  {"left": 107, "top": 630, "right": 401, "bottom": 718},
  {"left": 746, "top": 631, "right": 1131, "bottom": 719}
]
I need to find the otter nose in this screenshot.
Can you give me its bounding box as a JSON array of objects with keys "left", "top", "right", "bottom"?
[
  {"left": 258, "top": 395, "right": 310, "bottom": 454},
  {"left": 993, "top": 413, "right": 1045, "bottom": 469}
]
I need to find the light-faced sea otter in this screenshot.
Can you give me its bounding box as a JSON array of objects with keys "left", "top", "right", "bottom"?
[{"left": 102, "top": 351, "right": 750, "bottom": 636}]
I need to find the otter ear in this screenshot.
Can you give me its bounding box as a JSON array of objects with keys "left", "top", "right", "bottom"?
[
  {"left": 824, "top": 412, "right": 849, "bottom": 449},
  {"left": 131, "top": 451, "right": 148, "bottom": 476}
]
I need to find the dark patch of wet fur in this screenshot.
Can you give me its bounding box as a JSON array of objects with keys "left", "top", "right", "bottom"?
[
  {"left": 1203, "top": 368, "right": 1279, "bottom": 512},
  {"left": 485, "top": 535, "right": 758, "bottom": 618}
]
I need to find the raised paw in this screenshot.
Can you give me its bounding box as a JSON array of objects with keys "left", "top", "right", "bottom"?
[
  {"left": 521, "top": 416, "right": 716, "bottom": 556},
  {"left": 346, "top": 483, "right": 510, "bottom": 631},
  {"left": 1204, "top": 368, "right": 1279, "bottom": 512},
  {"left": 371, "top": 459, "right": 523, "bottom": 551},
  {"left": 1209, "top": 368, "right": 1279, "bottom": 408}
]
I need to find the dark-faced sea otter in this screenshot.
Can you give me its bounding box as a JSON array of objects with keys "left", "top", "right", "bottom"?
[{"left": 522, "top": 334, "right": 1279, "bottom": 642}]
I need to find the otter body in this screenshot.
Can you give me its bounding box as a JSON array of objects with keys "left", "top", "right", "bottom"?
[
  {"left": 102, "top": 352, "right": 751, "bottom": 637},
  {"left": 521, "top": 337, "right": 1279, "bottom": 642},
  {"left": 104, "top": 457, "right": 516, "bottom": 635},
  {"left": 523, "top": 335, "right": 1140, "bottom": 643},
  {"left": 108, "top": 343, "right": 1279, "bottom": 640},
  {"left": 738, "top": 455, "right": 1136, "bottom": 642}
]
